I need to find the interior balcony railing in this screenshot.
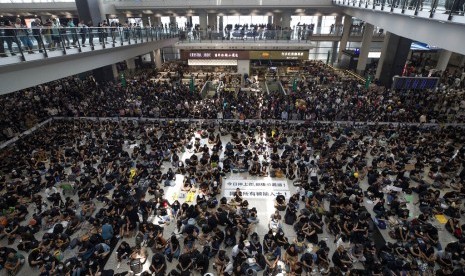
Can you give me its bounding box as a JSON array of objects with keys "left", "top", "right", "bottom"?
[
  {"left": 0, "top": 26, "right": 178, "bottom": 66},
  {"left": 333, "top": 0, "right": 465, "bottom": 20},
  {"left": 177, "top": 26, "right": 385, "bottom": 43}
]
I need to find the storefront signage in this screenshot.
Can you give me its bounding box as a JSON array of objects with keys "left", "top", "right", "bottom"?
[
  {"left": 249, "top": 50, "right": 309, "bottom": 60},
  {"left": 181, "top": 50, "right": 249, "bottom": 60},
  {"left": 223, "top": 178, "right": 291, "bottom": 199}
]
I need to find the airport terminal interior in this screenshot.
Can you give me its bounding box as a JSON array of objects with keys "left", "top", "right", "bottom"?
[{"left": 0, "top": 0, "right": 465, "bottom": 275}]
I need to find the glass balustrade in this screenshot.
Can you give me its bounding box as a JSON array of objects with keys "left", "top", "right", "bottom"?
[
  {"left": 176, "top": 25, "right": 383, "bottom": 43},
  {"left": 0, "top": 27, "right": 178, "bottom": 64},
  {"left": 334, "top": 0, "right": 464, "bottom": 19}
]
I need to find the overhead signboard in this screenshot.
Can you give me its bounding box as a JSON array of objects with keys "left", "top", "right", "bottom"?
[
  {"left": 249, "top": 50, "right": 309, "bottom": 60},
  {"left": 181, "top": 50, "right": 249, "bottom": 60}
]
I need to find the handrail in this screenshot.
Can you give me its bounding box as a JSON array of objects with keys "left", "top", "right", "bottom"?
[
  {"left": 345, "top": 70, "right": 367, "bottom": 83},
  {"left": 278, "top": 81, "right": 287, "bottom": 96},
  {"left": 264, "top": 81, "right": 270, "bottom": 95},
  {"left": 0, "top": 26, "right": 179, "bottom": 63},
  {"left": 332, "top": 0, "right": 464, "bottom": 21},
  {"left": 200, "top": 80, "right": 211, "bottom": 98}
]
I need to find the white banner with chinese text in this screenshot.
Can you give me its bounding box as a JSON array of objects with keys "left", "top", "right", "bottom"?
[{"left": 223, "top": 178, "right": 291, "bottom": 199}]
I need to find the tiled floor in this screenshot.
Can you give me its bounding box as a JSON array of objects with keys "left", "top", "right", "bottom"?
[{"left": 2, "top": 122, "right": 464, "bottom": 276}]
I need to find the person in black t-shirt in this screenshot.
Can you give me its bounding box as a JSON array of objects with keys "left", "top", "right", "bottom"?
[
  {"left": 332, "top": 245, "right": 352, "bottom": 272},
  {"left": 177, "top": 252, "right": 193, "bottom": 276},
  {"left": 300, "top": 250, "right": 314, "bottom": 273},
  {"left": 150, "top": 252, "right": 166, "bottom": 276}
]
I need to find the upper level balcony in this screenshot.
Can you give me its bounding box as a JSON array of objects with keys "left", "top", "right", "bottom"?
[
  {"left": 175, "top": 26, "right": 385, "bottom": 50},
  {"left": 0, "top": 26, "right": 177, "bottom": 66},
  {"left": 333, "top": 0, "right": 465, "bottom": 23},
  {"left": 0, "top": 26, "right": 178, "bottom": 94},
  {"left": 333, "top": 0, "right": 465, "bottom": 55}
]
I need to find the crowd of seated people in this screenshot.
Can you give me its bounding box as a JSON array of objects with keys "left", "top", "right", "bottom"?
[
  {"left": 0, "top": 59, "right": 464, "bottom": 275},
  {"left": 0, "top": 112, "right": 464, "bottom": 275},
  {"left": 1, "top": 61, "right": 464, "bottom": 144}
]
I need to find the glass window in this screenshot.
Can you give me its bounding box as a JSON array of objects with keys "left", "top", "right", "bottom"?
[
  {"left": 321, "top": 16, "right": 336, "bottom": 34},
  {"left": 191, "top": 16, "right": 200, "bottom": 28},
  {"left": 176, "top": 16, "right": 187, "bottom": 29},
  {"left": 160, "top": 16, "right": 170, "bottom": 27}
]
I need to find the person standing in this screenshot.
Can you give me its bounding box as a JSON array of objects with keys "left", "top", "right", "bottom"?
[
  {"left": 67, "top": 19, "right": 78, "bottom": 46},
  {"left": 31, "top": 18, "right": 44, "bottom": 53},
  {"left": 78, "top": 20, "right": 87, "bottom": 46},
  {"left": 51, "top": 18, "right": 62, "bottom": 50},
  {"left": 4, "top": 19, "right": 22, "bottom": 56},
  {"left": 0, "top": 20, "right": 6, "bottom": 57},
  {"left": 87, "top": 21, "right": 94, "bottom": 46},
  {"left": 42, "top": 18, "right": 53, "bottom": 49}
]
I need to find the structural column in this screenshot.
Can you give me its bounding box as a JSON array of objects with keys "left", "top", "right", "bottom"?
[
  {"left": 331, "top": 41, "right": 338, "bottom": 64},
  {"left": 356, "top": 22, "right": 374, "bottom": 75},
  {"left": 112, "top": 64, "right": 119, "bottom": 79},
  {"left": 218, "top": 16, "right": 224, "bottom": 32},
  {"left": 93, "top": 65, "right": 116, "bottom": 83},
  {"left": 126, "top": 58, "right": 136, "bottom": 70},
  {"left": 75, "top": 0, "right": 103, "bottom": 26},
  {"left": 199, "top": 12, "right": 208, "bottom": 38},
  {"left": 169, "top": 16, "right": 176, "bottom": 29},
  {"left": 273, "top": 12, "right": 291, "bottom": 29},
  {"left": 207, "top": 13, "right": 217, "bottom": 31},
  {"left": 153, "top": 16, "right": 162, "bottom": 28},
  {"left": 436, "top": 49, "right": 452, "bottom": 72},
  {"left": 337, "top": 15, "right": 352, "bottom": 62},
  {"left": 334, "top": 15, "right": 343, "bottom": 35},
  {"left": 375, "top": 32, "right": 412, "bottom": 87},
  {"left": 153, "top": 49, "right": 163, "bottom": 69},
  {"left": 316, "top": 15, "right": 323, "bottom": 34}
]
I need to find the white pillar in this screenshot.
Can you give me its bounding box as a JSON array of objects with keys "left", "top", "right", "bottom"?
[
  {"left": 436, "top": 49, "right": 452, "bottom": 72},
  {"left": 199, "top": 12, "right": 208, "bottom": 38},
  {"left": 112, "top": 64, "right": 119, "bottom": 79},
  {"left": 126, "top": 58, "right": 136, "bottom": 70},
  {"left": 154, "top": 49, "right": 163, "bottom": 69},
  {"left": 237, "top": 60, "right": 250, "bottom": 77},
  {"left": 337, "top": 15, "right": 352, "bottom": 62},
  {"left": 356, "top": 23, "right": 374, "bottom": 75}
]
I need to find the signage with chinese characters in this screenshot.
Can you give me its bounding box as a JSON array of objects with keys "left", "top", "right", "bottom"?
[
  {"left": 225, "top": 189, "right": 291, "bottom": 199},
  {"left": 223, "top": 179, "right": 291, "bottom": 199},
  {"left": 181, "top": 50, "right": 248, "bottom": 60},
  {"left": 249, "top": 50, "right": 309, "bottom": 60}
]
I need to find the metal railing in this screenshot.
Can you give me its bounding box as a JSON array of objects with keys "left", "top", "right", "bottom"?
[
  {"left": 0, "top": 26, "right": 179, "bottom": 63},
  {"left": 334, "top": 0, "right": 464, "bottom": 20},
  {"left": 177, "top": 26, "right": 385, "bottom": 43}
]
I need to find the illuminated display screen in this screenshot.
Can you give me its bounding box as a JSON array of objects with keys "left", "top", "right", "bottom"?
[{"left": 392, "top": 77, "right": 439, "bottom": 90}]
